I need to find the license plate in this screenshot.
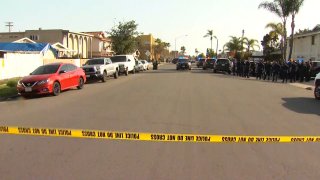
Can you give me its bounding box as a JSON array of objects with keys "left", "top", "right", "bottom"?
[
  {"left": 25, "top": 87, "right": 32, "bottom": 92},
  {"left": 86, "top": 75, "right": 90, "bottom": 78}
]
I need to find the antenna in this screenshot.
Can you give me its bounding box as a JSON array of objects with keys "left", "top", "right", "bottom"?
[{"left": 5, "top": 22, "right": 13, "bottom": 32}]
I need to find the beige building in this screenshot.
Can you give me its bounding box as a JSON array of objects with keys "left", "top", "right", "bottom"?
[
  {"left": 286, "top": 28, "right": 320, "bottom": 61},
  {"left": 0, "top": 29, "right": 93, "bottom": 58},
  {"left": 137, "top": 34, "right": 156, "bottom": 60},
  {"left": 83, "top": 31, "right": 114, "bottom": 57}
]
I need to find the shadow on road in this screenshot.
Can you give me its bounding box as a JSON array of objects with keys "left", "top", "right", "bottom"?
[{"left": 282, "top": 97, "right": 320, "bottom": 116}]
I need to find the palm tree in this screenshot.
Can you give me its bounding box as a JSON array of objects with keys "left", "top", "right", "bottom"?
[
  {"left": 224, "top": 36, "right": 243, "bottom": 55},
  {"left": 243, "top": 38, "right": 260, "bottom": 52},
  {"left": 180, "top": 46, "right": 186, "bottom": 55},
  {"left": 288, "top": 0, "right": 304, "bottom": 61},
  {"left": 265, "top": 22, "right": 284, "bottom": 56},
  {"left": 204, "top": 30, "right": 214, "bottom": 50},
  {"left": 259, "top": 0, "right": 291, "bottom": 60}
]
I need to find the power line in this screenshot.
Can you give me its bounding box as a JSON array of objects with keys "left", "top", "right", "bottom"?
[{"left": 5, "top": 22, "right": 13, "bottom": 32}]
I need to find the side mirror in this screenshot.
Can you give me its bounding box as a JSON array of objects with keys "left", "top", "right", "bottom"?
[
  {"left": 59, "top": 70, "right": 67, "bottom": 74},
  {"left": 128, "top": 59, "right": 131, "bottom": 62},
  {"left": 29, "top": 73, "right": 32, "bottom": 75}
]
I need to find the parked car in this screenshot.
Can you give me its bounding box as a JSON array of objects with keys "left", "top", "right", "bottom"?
[
  {"left": 310, "top": 61, "right": 320, "bottom": 78},
  {"left": 203, "top": 58, "right": 216, "bottom": 70},
  {"left": 197, "top": 58, "right": 205, "bottom": 68},
  {"left": 81, "top": 58, "right": 119, "bottom": 82},
  {"left": 314, "top": 73, "right": 320, "bottom": 100},
  {"left": 17, "top": 63, "right": 86, "bottom": 97},
  {"left": 140, "top": 60, "right": 150, "bottom": 70},
  {"left": 172, "top": 58, "right": 178, "bottom": 64},
  {"left": 176, "top": 59, "right": 191, "bottom": 70},
  {"left": 213, "top": 58, "right": 231, "bottom": 74},
  {"left": 135, "top": 61, "right": 144, "bottom": 72},
  {"left": 110, "top": 55, "right": 136, "bottom": 76}
]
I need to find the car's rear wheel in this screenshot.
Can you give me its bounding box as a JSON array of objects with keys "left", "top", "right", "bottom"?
[
  {"left": 102, "top": 71, "right": 108, "bottom": 82},
  {"left": 114, "top": 70, "right": 119, "bottom": 79},
  {"left": 77, "top": 77, "right": 84, "bottom": 89},
  {"left": 315, "top": 85, "right": 320, "bottom": 100},
  {"left": 213, "top": 69, "right": 217, "bottom": 73},
  {"left": 53, "top": 82, "right": 61, "bottom": 96}
]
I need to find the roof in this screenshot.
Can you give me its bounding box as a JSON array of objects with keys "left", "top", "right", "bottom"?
[
  {"left": 0, "top": 43, "right": 57, "bottom": 58},
  {"left": 13, "top": 37, "right": 36, "bottom": 44},
  {"left": 0, "top": 43, "right": 53, "bottom": 52}
]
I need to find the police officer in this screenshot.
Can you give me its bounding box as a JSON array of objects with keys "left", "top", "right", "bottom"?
[
  {"left": 236, "top": 59, "right": 241, "bottom": 76},
  {"left": 305, "top": 60, "right": 311, "bottom": 82},
  {"left": 281, "top": 62, "right": 289, "bottom": 83},
  {"left": 244, "top": 60, "right": 250, "bottom": 78},
  {"left": 272, "top": 61, "right": 280, "bottom": 82},
  {"left": 256, "top": 60, "right": 264, "bottom": 80},
  {"left": 289, "top": 60, "right": 297, "bottom": 83},
  {"left": 263, "top": 61, "right": 271, "bottom": 80}
]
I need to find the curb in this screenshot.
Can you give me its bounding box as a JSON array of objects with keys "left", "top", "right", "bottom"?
[
  {"left": 0, "top": 94, "right": 20, "bottom": 102},
  {"left": 289, "top": 83, "right": 314, "bottom": 91}
]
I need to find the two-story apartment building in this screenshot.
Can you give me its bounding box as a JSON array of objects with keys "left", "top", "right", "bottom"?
[
  {"left": 137, "top": 34, "right": 156, "bottom": 60},
  {"left": 287, "top": 27, "right": 320, "bottom": 62},
  {"left": 0, "top": 29, "right": 93, "bottom": 58},
  {"left": 83, "top": 31, "right": 114, "bottom": 57}
]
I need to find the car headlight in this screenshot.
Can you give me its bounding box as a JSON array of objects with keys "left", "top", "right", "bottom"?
[
  {"left": 37, "top": 79, "right": 49, "bottom": 85},
  {"left": 17, "top": 80, "right": 22, "bottom": 86}
]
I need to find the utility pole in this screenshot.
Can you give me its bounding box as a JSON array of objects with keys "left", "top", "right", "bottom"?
[
  {"left": 241, "top": 29, "right": 245, "bottom": 59},
  {"left": 5, "top": 22, "right": 14, "bottom": 32}
]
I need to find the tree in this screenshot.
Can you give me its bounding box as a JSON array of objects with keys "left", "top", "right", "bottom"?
[
  {"left": 261, "top": 33, "right": 280, "bottom": 61},
  {"left": 109, "top": 20, "right": 139, "bottom": 55},
  {"left": 224, "top": 36, "right": 243, "bottom": 53},
  {"left": 154, "top": 38, "right": 170, "bottom": 60},
  {"left": 204, "top": 30, "right": 214, "bottom": 50},
  {"left": 243, "top": 38, "right": 260, "bottom": 52},
  {"left": 180, "top": 46, "right": 186, "bottom": 55},
  {"left": 259, "top": 0, "right": 291, "bottom": 60},
  {"left": 265, "top": 22, "right": 284, "bottom": 56},
  {"left": 288, "top": 0, "right": 305, "bottom": 61}
]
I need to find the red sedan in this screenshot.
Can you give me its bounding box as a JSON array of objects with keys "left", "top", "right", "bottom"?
[{"left": 17, "top": 63, "right": 86, "bottom": 97}]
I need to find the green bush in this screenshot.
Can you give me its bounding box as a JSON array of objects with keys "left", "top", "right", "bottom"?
[{"left": 6, "top": 80, "right": 18, "bottom": 88}]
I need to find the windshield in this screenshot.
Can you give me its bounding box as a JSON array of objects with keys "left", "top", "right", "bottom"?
[
  {"left": 178, "top": 59, "right": 188, "bottom": 63},
  {"left": 217, "top": 59, "right": 229, "bottom": 64},
  {"left": 110, "top": 56, "right": 127, "bottom": 63},
  {"left": 31, "top": 64, "right": 60, "bottom": 75},
  {"left": 85, "top": 59, "right": 104, "bottom": 65}
]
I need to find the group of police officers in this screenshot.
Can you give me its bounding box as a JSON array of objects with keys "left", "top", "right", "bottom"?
[{"left": 231, "top": 59, "right": 313, "bottom": 83}]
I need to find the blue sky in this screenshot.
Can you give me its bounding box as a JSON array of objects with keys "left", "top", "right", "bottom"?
[{"left": 1, "top": 0, "right": 319, "bottom": 55}]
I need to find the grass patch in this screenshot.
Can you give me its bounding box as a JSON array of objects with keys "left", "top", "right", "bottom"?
[
  {"left": 0, "top": 85, "right": 18, "bottom": 98},
  {"left": 0, "top": 77, "right": 21, "bottom": 86}
]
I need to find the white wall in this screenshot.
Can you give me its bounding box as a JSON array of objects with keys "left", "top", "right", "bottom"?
[
  {"left": 0, "top": 53, "right": 43, "bottom": 80},
  {"left": 287, "top": 33, "right": 320, "bottom": 61}
]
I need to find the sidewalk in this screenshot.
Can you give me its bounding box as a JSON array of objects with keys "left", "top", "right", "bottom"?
[{"left": 289, "top": 81, "right": 314, "bottom": 90}]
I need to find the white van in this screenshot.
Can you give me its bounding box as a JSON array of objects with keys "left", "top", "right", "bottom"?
[{"left": 110, "top": 55, "right": 137, "bottom": 76}]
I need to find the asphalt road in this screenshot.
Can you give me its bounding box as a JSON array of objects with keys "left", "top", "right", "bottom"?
[{"left": 1, "top": 64, "right": 320, "bottom": 180}]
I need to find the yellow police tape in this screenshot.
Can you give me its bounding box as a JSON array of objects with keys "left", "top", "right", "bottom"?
[{"left": 1, "top": 126, "right": 320, "bottom": 143}]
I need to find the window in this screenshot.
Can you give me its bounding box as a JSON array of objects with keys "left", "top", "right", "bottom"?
[
  {"left": 67, "top": 64, "right": 77, "bottom": 71},
  {"left": 311, "top": 36, "right": 315, "bottom": 45},
  {"left": 60, "top": 64, "right": 69, "bottom": 72},
  {"left": 29, "top": 35, "right": 39, "bottom": 41}
]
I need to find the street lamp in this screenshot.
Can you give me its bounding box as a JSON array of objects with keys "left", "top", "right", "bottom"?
[
  {"left": 174, "top": 34, "right": 188, "bottom": 58},
  {"left": 214, "top": 36, "right": 218, "bottom": 59}
]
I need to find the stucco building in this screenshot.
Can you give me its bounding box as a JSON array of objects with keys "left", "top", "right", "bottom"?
[
  {"left": 286, "top": 28, "right": 320, "bottom": 62},
  {"left": 83, "top": 31, "right": 114, "bottom": 57},
  {"left": 137, "top": 34, "right": 156, "bottom": 60},
  {"left": 0, "top": 29, "right": 93, "bottom": 58}
]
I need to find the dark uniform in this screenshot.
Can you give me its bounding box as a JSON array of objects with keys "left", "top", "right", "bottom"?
[
  {"left": 289, "top": 61, "right": 297, "bottom": 83},
  {"left": 305, "top": 61, "right": 311, "bottom": 82},
  {"left": 272, "top": 61, "right": 280, "bottom": 82},
  {"left": 244, "top": 60, "right": 250, "bottom": 78},
  {"left": 281, "top": 62, "right": 289, "bottom": 83},
  {"left": 256, "top": 61, "right": 264, "bottom": 80},
  {"left": 263, "top": 61, "right": 272, "bottom": 80}
]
